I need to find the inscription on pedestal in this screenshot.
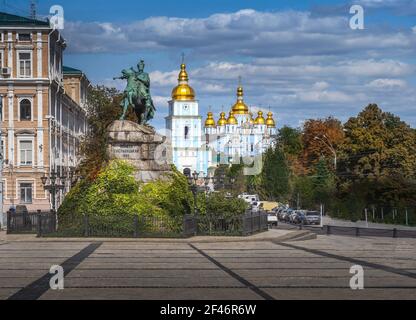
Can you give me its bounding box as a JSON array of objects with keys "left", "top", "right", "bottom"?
[{"left": 112, "top": 144, "right": 141, "bottom": 160}]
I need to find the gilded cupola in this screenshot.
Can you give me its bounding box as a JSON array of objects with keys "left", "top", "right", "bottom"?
[
  {"left": 266, "top": 112, "right": 276, "bottom": 128},
  {"left": 217, "top": 112, "right": 227, "bottom": 126},
  {"left": 255, "top": 111, "right": 266, "bottom": 125},
  {"left": 171, "top": 63, "right": 196, "bottom": 101},
  {"left": 205, "top": 112, "right": 216, "bottom": 127},
  {"left": 231, "top": 82, "right": 249, "bottom": 115},
  {"left": 227, "top": 112, "right": 238, "bottom": 125}
]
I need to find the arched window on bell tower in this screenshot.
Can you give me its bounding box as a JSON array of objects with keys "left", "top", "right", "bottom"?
[{"left": 184, "top": 126, "right": 189, "bottom": 140}]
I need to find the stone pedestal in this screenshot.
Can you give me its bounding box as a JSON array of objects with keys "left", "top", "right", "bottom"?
[{"left": 107, "top": 120, "right": 172, "bottom": 182}]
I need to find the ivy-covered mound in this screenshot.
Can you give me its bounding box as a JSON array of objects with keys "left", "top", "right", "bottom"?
[{"left": 58, "top": 160, "right": 194, "bottom": 236}]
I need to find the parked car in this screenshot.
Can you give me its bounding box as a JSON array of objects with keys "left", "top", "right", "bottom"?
[
  {"left": 304, "top": 211, "right": 321, "bottom": 225},
  {"left": 267, "top": 213, "right": 278, "bottom": 227},
  {"left": 289, "top": 211, "right": 300, "bottom": 224},
  {"left": 282, "top": 209, "right": 294, "bottom": 222},
  {"left": 292, "top": 211, "right": 307, "bottom": 225}
]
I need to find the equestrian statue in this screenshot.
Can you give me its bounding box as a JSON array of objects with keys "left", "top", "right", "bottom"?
[{"left": 113, "top": 60, "right": 156, "bottom": 125}]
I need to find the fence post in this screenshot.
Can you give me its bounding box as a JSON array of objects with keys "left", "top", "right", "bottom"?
[
  {"left": 134, "top": 215, "right": 139, "bottom": 238},
  {"left": 393, "top": 228, "right": 397, "bottom": 239},
  {"left": 355, "top": 227, "right": 360, "bottom": 237},
  {"left": 84, "top": 215, "right": 89, "bottom": 237},
  {"left": 37, "top": 213, "right": 42, "bottom": 238},
  {"left": 6, "top": 211, "right": 11, "bottom": 234}
]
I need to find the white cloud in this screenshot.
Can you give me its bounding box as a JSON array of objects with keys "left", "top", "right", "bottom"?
[
  {"left": 63, "top": 9, "right": 416, "bottom": 58},
  {"left": 367, "top": 78, "right": 407, "bottom": 89}
]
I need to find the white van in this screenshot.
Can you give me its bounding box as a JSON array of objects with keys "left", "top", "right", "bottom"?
[{"left": 239, "top": 194, "right": 260, "bottom": 204}]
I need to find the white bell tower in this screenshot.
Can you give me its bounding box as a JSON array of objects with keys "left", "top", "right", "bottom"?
[{"left": 165, "top": 59, "right": 207, "bottom": 175}]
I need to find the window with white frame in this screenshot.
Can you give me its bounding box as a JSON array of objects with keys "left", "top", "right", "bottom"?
[
  {"left": 19, "top": 140, "right": 33, "bottom": 166},
  {"left": 19, "top": 99, "right": 31, "bottom": 121},
  {"left": 0, "top": 51, "right": 3, "bottom": 68},
  {"left": 18, "top": 52, "right": 32, "bottom": 78},
  {"left": 19, "top": 183, "right": 33, "bottom": 204}
]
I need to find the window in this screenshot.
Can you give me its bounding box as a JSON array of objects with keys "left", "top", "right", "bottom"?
[
  {"left": 18, "top": 33, "right": 31, "bottom": 41},
  {"left": 0, "top": 139, "right": 4, "bottom": 158},
  {"left": 18, "top": 52, "right": 31, "bottom": 78},
  {"left": 184, "top": 126, "right": 189, "bottom": 140},
  {"left": 19, "top": 141, "right": 33, "bottom": 165},
  {"left": 0, "top": 51, "right": 2, "bottom": 68},
  {"left": 20, "top": 183, "right": 33, "bottom": 204},
  {"left": 20, "top": 99, "right": 31, "bottom": 121}
]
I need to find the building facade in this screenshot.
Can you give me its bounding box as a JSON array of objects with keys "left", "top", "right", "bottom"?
[
  {"left": 204, "top": 84, "right": 277, "bottom": 170},
  {"left": 0, "top": 12, "right": 89, "bottom": 223},
  {"left": 166, "top": 61, "right": 277, "bottom": 176}
]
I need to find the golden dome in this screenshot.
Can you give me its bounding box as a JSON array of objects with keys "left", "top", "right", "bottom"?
[
  {"left": 266, "top": 112, "right": 276, "bottom": 128},
  {"left": 217, "top": 112, "right": 227, "bottom": 126},
  {"left": 205, "top": 112, "right": 216, "bottom": 127},
  {"left": 227, "top": 112, "right": 237, "bottom": 125},
  {"left": 255, "top": 111, "right": 266, "bottom": 125},
  {"left": 231, "top": 85, "right": 249, "bottom": 115},
  {"left": 171, "top": 63, "right": 196, "bottom": 101}
]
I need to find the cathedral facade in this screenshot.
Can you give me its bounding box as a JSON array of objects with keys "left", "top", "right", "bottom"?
[{"left": 166, "top": 62, "right": 277, "bottom": 175}]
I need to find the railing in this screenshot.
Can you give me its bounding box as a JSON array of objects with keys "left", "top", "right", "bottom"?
[
  {"left": 276, "top": 221, "right": 416, "bottom": 239},
  {"left": 6, "top": 211, "right": 56, "bottom": 235},
  {"left": 197, "top": 211, "right": 268, "bottom": 236},
  {"left": 5, "top": 210, "right": 268, "bottom": 238}
]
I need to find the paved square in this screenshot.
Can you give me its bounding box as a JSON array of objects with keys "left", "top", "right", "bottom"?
[{"left": 1, "top": 234, "right": 415, "bottom": 300}]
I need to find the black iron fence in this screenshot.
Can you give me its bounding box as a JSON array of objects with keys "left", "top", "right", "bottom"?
[
  {"left": 7, "top": 211, "right": 56, "bottom": 235},
  {"left": 276, "top": 221, "right": 416, "bottom": 239},
  {"left": 6, "top": 210, "right": 268, "bottom": 238}
]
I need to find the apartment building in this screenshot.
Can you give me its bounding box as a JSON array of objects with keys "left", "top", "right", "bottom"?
[{"left": 0, "top": 12, "right": 89, "bottom": 217}]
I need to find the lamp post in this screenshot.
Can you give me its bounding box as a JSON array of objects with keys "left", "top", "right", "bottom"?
[
  {"left": 41, "top": 169, "right": 66, "bottom": 212},
  {"left": 186, "top": 171, "right": 200, "bottom": 216},
  {"left": 314, "top": 135, "right": 337, "bottom": 170}
]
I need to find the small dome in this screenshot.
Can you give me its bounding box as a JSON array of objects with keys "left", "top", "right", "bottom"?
[
  {"left": 266, "top": 112, "right": 276, "bottom": 128},
  {"left": 255, "top": 111, "right": 266, "bottom": 125},
  {"left": 227, "top": 112, "right": 237, "bottom": 125},
  {"left": 171, "top": 63, "right": 196, "bottom": 101},
  {"left": 217, "top": 112, "right": 227, "bottom": 126},
  {"left": 205, "top": 112, "right": 216, "bottom": 127},
  {"left": 231, "top": 85, "right": 249, "bottom": 115}
]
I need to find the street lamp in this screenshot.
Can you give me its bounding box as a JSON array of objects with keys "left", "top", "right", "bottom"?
[
  {"left": 314, "top": 135, "right": 337, "bottom": 170},
  {"left": 186, "top": 171, "right": 200, "bottom": 216},
  {"left": 41, "top": 169, "right": 66, "bottom": 212}
]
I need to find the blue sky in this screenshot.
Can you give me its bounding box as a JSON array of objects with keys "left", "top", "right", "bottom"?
[{"left": 2, "top": 0, "right": 416, "bottom": 129}]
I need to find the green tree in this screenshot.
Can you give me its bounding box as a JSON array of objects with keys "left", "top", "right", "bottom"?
[{"left": 258, "top": 147, "right": 291, "bottom": 201}]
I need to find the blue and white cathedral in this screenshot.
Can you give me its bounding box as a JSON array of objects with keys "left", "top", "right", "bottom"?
[{"left": 166, "top": 62, "right": 277, "bottom": 175}]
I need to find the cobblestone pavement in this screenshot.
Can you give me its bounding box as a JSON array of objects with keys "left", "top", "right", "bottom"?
[{"left": 0, "top": 234, "right": 415, "bottom": 300}]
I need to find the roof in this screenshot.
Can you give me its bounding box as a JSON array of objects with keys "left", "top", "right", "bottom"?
[
  {"left": 63, "top": 66, "right": 83, "bottom": 76},
  {"left": 0, "top": 11, "right": 50, "bottom": 27}
]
